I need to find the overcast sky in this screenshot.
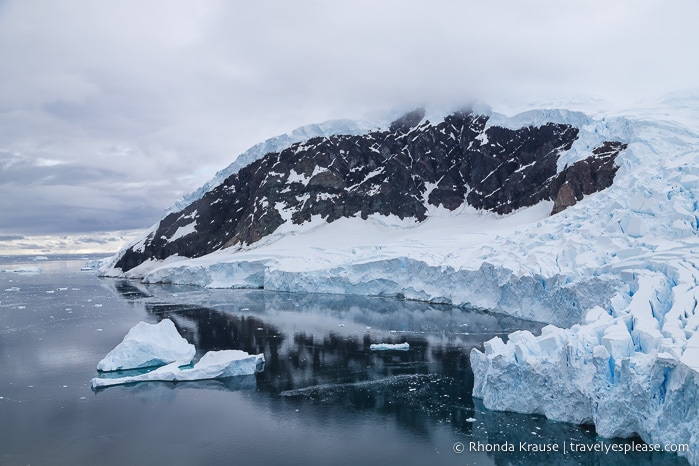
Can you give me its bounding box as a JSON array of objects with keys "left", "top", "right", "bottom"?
[{"left": 1, "top": 0, "right": 698, "bottom": 244}]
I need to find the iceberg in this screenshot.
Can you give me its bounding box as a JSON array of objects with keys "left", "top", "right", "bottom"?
[
  {"left": 81, "top": 257, "right": 111, "bottom": 270},
  {"left": 370, "top": 342, "right": 410, "bottom": 351},
  {"left": 97, "top": 319, "right": 195, "bottom": 372},
  {"left": 91, "top": 350, "right": 265, "bottom": 388}
]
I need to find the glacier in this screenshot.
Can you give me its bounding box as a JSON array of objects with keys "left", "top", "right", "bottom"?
[
  {"left": 91, "top": 350, "right": 265, "bottom": 388},
  {"left": 99, "top": 94, "right": 699, "bottom": 464},
  {"left": 96, "top": 319, "right": 196, "bottom": 372}
]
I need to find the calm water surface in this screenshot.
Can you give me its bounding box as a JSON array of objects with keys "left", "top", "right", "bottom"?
[{"left": 0, "top": 257, "right": 687, "bottom": 465}]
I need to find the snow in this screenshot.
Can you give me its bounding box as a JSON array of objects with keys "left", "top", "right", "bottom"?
[
  {"left": 287, "top": 168, "right": 311, "bottom": 186},
  {"left": 168, "top": 220, "right": 197, "bottom": 242},
  {"left": 101, "top": 93, "right": 699, "bottom": 464},
  {"left": 370, "top": 342, "right": 410, "bottom": 351},
  {"left": 91, "top": 350, "right": 264, "bottom": 388},
  {"left": 96, "top": 319, "right": 196, "bottom": 372}
]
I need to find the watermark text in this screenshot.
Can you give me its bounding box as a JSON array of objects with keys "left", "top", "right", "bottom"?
[{"left": 453, "top": 440, "right": 689, "bottom": 455}]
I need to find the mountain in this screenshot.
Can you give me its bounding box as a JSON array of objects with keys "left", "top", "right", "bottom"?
[
  {"left": 111, "top": 107, "right": 624, "bottom": 273},
  {"left": 101, "top": 96, "right": 699, "bottom": 465}
]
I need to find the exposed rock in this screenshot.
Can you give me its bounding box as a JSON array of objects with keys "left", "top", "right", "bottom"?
[
  {"left": 550, "top": 141, "right": 626, "bottom": 215},
  {"left": 552, "top": 182, "right": 577, "bottom": 214}
]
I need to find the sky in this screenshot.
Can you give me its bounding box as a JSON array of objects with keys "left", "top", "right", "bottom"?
[{"left": 0, "top": 0, "right": 698, "bottom": 253}]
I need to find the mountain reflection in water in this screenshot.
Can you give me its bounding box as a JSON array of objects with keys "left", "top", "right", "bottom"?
[{"left": 111, "top": 280, "right": 540, "bottom": 430}]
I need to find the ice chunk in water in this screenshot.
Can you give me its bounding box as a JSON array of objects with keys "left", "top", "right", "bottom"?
[
  {"left": 370, "top": 342, "right": 409, "bottom": 351},
  {"left": 97, "top": 319, "right": 195, "bottom": 371},
  {"left": 91, "top": 350, "right": 264, "bottom": 388}
]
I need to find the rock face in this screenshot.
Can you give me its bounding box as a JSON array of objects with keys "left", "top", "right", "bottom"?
[
  {"left": 550, "top": 141, "right": 625, "bottom": 214},
  {"left": 115, "top": 109, "right": 625, "bottom": 272}
]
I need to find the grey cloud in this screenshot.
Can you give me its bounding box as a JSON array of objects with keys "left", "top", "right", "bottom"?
[
  {"left": 0, "top": 235, "right": 25, "bottom": 241},
  {"left": 0, "top": 0, "right": 697, "bottom": 237}
]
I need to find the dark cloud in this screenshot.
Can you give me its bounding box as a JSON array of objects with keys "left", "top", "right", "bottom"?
[{"left": 0, "top": 0, "right": 697, "bottom": 237}]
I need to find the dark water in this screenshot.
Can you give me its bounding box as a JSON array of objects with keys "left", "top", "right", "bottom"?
[{"left": 0, "top": 257, "right": 688, "bottom": 465}]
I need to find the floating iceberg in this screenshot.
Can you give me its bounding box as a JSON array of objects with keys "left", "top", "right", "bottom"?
[
  {"left": 370, "top": 342, "right": 410, "bottom": 351},
  {"left": 96, "top": 319, "right": 195, "bottom": 372},
  {"left": 91, "top": 350, "right": 265, "bottom": 388}
]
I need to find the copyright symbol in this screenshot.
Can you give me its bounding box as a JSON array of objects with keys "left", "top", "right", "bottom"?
[{"left": 453, "top": 442, "right": 465, "bottom": 454}]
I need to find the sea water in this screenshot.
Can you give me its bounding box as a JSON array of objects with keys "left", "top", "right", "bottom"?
[{"left": 0, "top": 256, "right": 687, "bottom": 465}]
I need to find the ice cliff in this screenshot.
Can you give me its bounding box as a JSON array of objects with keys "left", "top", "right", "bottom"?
[{"left": 99, "top": 94, "right": 699, "bottom": 463}]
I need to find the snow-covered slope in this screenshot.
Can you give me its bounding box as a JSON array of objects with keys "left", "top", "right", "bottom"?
[{"left": 100, "top": 94, "right": 699, "bottom": 463}]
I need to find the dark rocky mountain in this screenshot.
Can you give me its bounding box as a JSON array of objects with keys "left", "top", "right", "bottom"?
[{"left": 115, "top": 109, "right": 626, "bottom": 272}]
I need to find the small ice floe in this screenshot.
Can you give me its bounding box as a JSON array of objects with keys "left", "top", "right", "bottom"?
[
  {"left": 96, "top": 319, "right": 195, "bottom": 372},
  {"left": 4, "top": 287, "right": 20, "bottom": 292},
  {"left": 1, "top": 267, "right": 42, "bottom": 274},
  {"left": 91, "top": 350, "right": 265, "bottom": 388},
  {"left": 369, "top": 342, "right": 410, "bottom": 351}
]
